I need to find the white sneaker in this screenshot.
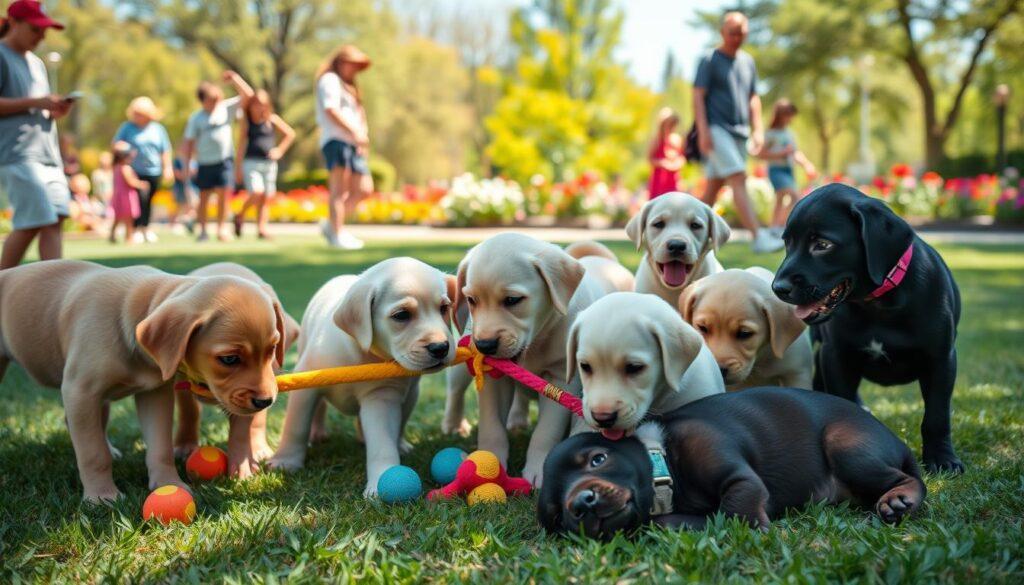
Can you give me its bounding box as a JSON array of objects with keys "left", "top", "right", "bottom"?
[
  {"left": 145, "top": 231, "right": 159, "bottom": 243},
  {"left": 131, "top": 231, "right": 145, "bottom": 244},
  {"left": 170, "top": 224, "right": 186, "bottom": 235},
  {"left": 320, "top": 220, "right": 339, "bottom": 247},
  {"left": 751, "top": 229, "right": 784, "bottom": 254},
  {"left": 337, "top": 231, "right": 365, "bottom": 250}
]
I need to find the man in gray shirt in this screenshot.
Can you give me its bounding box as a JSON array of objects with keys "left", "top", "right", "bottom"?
[
  {"left": 693, "top": 11, "right": 782, "bottom": 253},
  {"left": 0, "top": 0, "right": 73, "bottom": 269}
]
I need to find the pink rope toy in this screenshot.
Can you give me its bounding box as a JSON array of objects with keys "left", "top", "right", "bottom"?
[{"left": 458, "top": 335, "right": 584, "bottom": 418}]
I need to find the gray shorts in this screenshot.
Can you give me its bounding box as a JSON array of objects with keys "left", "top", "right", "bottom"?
[
  {"left": 705, "top": 124, "right": 749, "bottom": 180},
  {"left": 0, "top": 161, "right": 71, "bottom": 230},
  {"left": 242, "top": 158, "right": 278, "bottom": 196}
]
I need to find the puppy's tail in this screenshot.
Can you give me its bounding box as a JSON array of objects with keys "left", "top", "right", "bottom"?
[{"left": 565, "top": 240, "right": 618, "bottom": 262}]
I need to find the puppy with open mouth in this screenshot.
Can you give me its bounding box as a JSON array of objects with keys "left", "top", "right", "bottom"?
[
  {"left": 567, "top": 292, "right": 723, "bottom": 439},
  {"left": 268, "top": 258, "right": 457, "bottom": 497},
  {"left": 539, "top": 387, "right": 927, "bottom": 540},
  {"left": 772, "top": 184, "right": 963, "bottom": 473},
  {"left": 626, "top": 192, "right": 731, "bottom": 308}
]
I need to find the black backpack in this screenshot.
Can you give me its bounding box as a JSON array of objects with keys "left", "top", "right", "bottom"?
[{"left": 684, "top": 123, "right": 701, "bottom": 162}]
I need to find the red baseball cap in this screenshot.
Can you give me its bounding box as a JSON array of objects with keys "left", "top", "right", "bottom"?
[{"left": 6, "top": 1, "right": 64, "bottom": 30}]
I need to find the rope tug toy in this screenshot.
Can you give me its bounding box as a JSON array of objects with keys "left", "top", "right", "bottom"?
[{"left": 176, "top": 335, "right": 585, "bottom": 418}]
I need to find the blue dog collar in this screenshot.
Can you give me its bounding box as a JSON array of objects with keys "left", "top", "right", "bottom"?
[{"left": 649, "top": 448, "right": 674, "bottom": 515}]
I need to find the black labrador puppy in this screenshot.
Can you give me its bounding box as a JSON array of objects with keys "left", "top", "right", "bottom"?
[
  {"left": 771, "top": 184, "right": 963, "bottom": 473},
  {"left": 538, "top": 387, "right": 925, "bottom": 539}
]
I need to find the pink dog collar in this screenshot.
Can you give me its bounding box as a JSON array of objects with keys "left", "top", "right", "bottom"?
[{"left": 866, "top": 244, "right": 914, "bottom": 300}]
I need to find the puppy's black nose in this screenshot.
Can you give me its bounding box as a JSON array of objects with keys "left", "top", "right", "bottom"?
[
  {"left": 426, "top": 341, "right": 450, "bottom": 359},
  {"left": 570, "top": 489, "right": 599, "bottom": 517},
  {"left": 666, "top": 240, "right": 687, "bottom": 255},
  {"left": 772, "top": 277, "right": 794, "bottom": 298},
  {"left": 475, "top": 338, "right": 500, "bottom": 355},
  {"left": 591, "top": 410, "right": 618, "bottom": 427},
  {"left": 251, "top": 397, "right": 273, "bottom": 410}
]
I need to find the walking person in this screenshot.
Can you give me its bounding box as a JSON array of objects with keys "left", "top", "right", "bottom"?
[
  {"left": 315, "top": 44, "right": 371, "bottom": 249},
  {"left": 233, "top": 89, "right": 295, "bottom": 239},
  {"left": 181, "top": 70, "right": 254, "bottom": 242},
  {"left": 648, "top": 107, "right": 685, "bottom": 199},
  {"left": 0, "top": 0, "right": 73, "bottom": 270},
  {"left": 113, "top": 96, "right": 172, "bottom": 243},
  {"left": 167, "top": 154, "right": 196, "bottom": 234},
  {"left": 756, "top": 99, "right": 816, "bottom": 235},
  {"left": 693, "top": 11, "right": 782, "bottom": 253}
]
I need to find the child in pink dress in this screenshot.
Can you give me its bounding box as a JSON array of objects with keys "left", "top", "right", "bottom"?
[
  {"left": 648, "top": 108, "right": 685, "bottom": 199},
  {"left": 109, "top": 142, "right": 146, "bottom": 244}
]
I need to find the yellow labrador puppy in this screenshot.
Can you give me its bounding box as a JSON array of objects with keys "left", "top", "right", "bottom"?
[
  {"left": 567, "top": 292, "right": 724, "bottom": 439},
  {"left": 268, "top": 258, "right": 456, "bottom": 497},
  {"left": 441, "top": 241, "right": 634, "bottom": 438},
  {"left": 627, "top": 192, "right": 731, "bottom": 308},
  {"left": 680, "top": 267, "right": 812, "bottom": 390},
  {"left": 0, "top": 260, "right": 286, "bottom": 502},
  {"left": 175, "top": 262, "right": 301, "bottom": 479},
  {"left": 457, "top": 234, "right": 624, "bottom": 487}
]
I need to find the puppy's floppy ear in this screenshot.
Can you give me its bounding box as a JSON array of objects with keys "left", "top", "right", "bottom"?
[
  {"left": 761, "top": 294, "right": 806, "bottom": 359},
  {"left": 136, "top": 298, "right": 210, "bottom": 381},
  {"left": 256, "top": 283, "right": 292, "bottom": 366},
  {"left": 536, "top": 470, "right": 565, "bottom": 534},
  {"left": 851, "top": 196, "right": 915, "bottom": 287},
  {"left": 533, "top": 248, "right": 585, "bottom": 315},
  {"left": 705, "top": 204, "right": 731, "bottom": 253},
  {"left": 625, "top": 202, "right": 651, "bottom": 251},
  {"left": 333, "top": 276, "right": 376, "bottom": 352},
  {"left": 647, "top": 313, "right": 704, "bottom": 392},
  {"left": 282, "top": 312, "right": 301, "bottom": 355},
  {"left": 565, "top": 318, "right": 582, "bottom": 383},
  {"left": 678, "top": 281, "right": 702, "bottom": 323},
  {"left": 444, "top": 274, "right": 458, "bottom": 329}
]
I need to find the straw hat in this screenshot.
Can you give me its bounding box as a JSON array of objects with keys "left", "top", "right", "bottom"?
[
  {"left": 126, "top": 96, "right": 164, "bottom": 121},
  {"left": 338, "top": 45, "right": 371, "bottom": 70}
]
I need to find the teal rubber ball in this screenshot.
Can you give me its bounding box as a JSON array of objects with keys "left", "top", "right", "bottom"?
[
  {"left": 430, "top": 447, "right": 468, "bottom": 484},
  {"left": 377, "top": 465, "right": 422, "bottom": 503}
]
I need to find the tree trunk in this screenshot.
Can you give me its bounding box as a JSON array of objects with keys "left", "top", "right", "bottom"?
[{"left": 925, "top": 128, "right": 947, "bottom": 172}]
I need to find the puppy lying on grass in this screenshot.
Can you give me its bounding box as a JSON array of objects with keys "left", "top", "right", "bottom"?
[{"left": 0, "top": 260, "right": 287, "bottom": 502}]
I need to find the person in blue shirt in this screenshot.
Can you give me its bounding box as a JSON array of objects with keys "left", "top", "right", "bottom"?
[{"left": 112, "top": 96, "right": 172, "bottom": 243}]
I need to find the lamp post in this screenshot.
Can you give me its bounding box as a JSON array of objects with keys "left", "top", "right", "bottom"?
[{"left": 994, "top": 84, "right": 1010, "bottom": 173}]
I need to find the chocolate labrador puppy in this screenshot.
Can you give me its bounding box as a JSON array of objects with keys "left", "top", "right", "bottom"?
[
  {"left": 771, "top": 184, "right": 963, "bottom": 473},
  {"left": 538, "top": 387, "right": 925, "bottom": 539}
]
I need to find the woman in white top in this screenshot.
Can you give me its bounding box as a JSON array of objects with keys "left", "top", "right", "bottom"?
[{"left": 315, "top": 44, "right": 371, "bottom": 250}]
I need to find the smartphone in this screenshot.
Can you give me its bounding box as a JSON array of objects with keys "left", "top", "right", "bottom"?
[{"left": 64, "top": 91, "right": 84, "bottom": 103}]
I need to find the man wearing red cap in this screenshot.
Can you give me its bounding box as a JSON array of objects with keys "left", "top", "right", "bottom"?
[{"left": 0, "top": 1, "right": 73, "bottom": 269}]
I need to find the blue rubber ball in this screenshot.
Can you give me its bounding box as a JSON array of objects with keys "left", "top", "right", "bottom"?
[
  {"left": 377, "top": 465, "right": 422, "bottom": 503},
  {"left": 430, "top": 447, "right": 468, "bottom": 484}
]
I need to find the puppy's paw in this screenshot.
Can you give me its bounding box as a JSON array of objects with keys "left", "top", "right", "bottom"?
[
  {"left": 147, "top": 473, "right": 190, "bottom": 494},
  {"left": 875, "top": 484, "right": 921, "bottom": 524},
  {"left": 308, "top": 426, "right": 330, "bottom": 445},
  {"left": 82, "top": 486, "right": 123, "bottom": 504},
  {"left": 173, "top": 442, "right": 199, "bottom": 461},
  {"left": 522, "top": 464, "right": 544, "bottom": 489},
  {"left": 442, "top": 416, "right": 472, "bottom": 437},
  {"left": 251, "top": 440, "right": 275, "bottom": 463},
  {"left": 399, "top": 439, "right": 414, "bottom": 455},
  {"left": 267, "top": 454, "right": 305, "bottom": 472},
  {"left": 923, "top": 452, "right": 964, "bottom": 475},
  {"left": 107, "top": 440, "right": 123, "bottom": 461}
]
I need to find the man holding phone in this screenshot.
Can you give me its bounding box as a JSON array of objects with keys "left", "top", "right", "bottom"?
[{"left": 0, "top": 0, "right": 72, "bottom": 269}]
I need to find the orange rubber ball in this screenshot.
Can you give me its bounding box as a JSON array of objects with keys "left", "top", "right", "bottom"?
[
  {"left": 142, "top": 485, "right": 196, "bottom": 525},
  {"left": 186, "top": 446, "right": 228, "bottom": 481},
  {"left": 467, "top": 482, "right": 506, "bottom": 506},
  {"left": 466, "top": 450, "right": 501, "bottom": 480}
]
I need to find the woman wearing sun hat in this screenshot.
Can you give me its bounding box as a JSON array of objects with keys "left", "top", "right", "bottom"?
[
  {"left": 315, "top": 44, "right": 371, "bottom": 249},
  {"left": 112, "top": 96, "right": 172, "bottom": 243}
]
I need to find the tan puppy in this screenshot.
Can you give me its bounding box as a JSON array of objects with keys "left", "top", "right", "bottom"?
[
  {"left": 442, "top": 241, "right": 634, "bottom": 437},
  {"left": 268, "top": 258, "right": 456, "bottom": 497},
  {"left": 457, "top": 233, "right": 620, "bottom": 487},
  {"left": 567, "top": 292, "right": 724, "bottom": 439},
  {"left": 0, "top": 260, "right": 286, "bottom": 502},
  {"left": 627, "top": 192, "right": 731, "bottom": 308},
  {"left": 175, "top": 262, "right": 301, "bottom": 479},
  {"left": 680, "top": 267, "right": 812, "bottom": 390}
]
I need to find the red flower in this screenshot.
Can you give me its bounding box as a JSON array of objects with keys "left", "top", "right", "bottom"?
[
  {"left": 922, "top": 171, "right": 942, "bottom": 186},
  {"left": 890, "top": 163, "right": 912, "bottom": 178},
  {"left": 872, "top": 176, "right": 888, "bottom": 190}
]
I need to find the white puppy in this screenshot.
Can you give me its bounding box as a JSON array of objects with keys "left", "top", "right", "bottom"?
[
  {"left": 680, "top": 267, "right": 812, "bottom": 390},
  {"left": 268, "top": 258, "right": 456, "bottom": 496},
  {"left": 457, "top": 234, "right": 619, "bottom": 487},
  {"left": 567, "top": 292, "right": 724, "bottom": 439},
  {"left": 627, "top": 192, "right": 731, "bottom": 308}
]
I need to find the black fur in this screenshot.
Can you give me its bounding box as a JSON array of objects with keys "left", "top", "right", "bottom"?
[
  {"left": 538, "top": 387, "right": 925, "bottom": 539},
  {"left": 772, "top": 184, "right": 963, "bottom": 473}
]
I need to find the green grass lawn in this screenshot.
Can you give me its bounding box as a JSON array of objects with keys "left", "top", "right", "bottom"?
[{"left": 1, "top": 234, "right": 1023, "bottom": 582}]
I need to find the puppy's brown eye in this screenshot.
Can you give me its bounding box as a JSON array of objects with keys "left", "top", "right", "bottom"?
[
  {"left": 218, "top": 355, "right": 240, "bottom": 366},
  {"left": 736, "top": 329, "right": 754, "bottom": 340},
  {"left": 440, "top": 302, "right": 451, "bottom": 315},
  {"left": 811, "top": 238, "right": 834, "bottom": 253},
  {"left": 391, "top": 310, "right": 412, "bottom": 322},
  {"left": 580, "top": 362, "right": 592, "bottom": 374},
  {"left": 466, "top": 296, "right": 477, "bottom": 307},
  {"left": 624, "top": 363, "right": 645, "bottom": 376},
  {"left": 589, "top": 453, "right": 607, "bottom": 467},
  {"left": 690, "top": 222, "right": 703, "bottom": 230},
  {"left": 652, "top": 220, "right": 665, "bottom": 229},
  {"left": 697, "top": 324, "right": 709, "bottom": 334},
  {"left": 503, "top": 296, "right": 524, "bottom": 308}
]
